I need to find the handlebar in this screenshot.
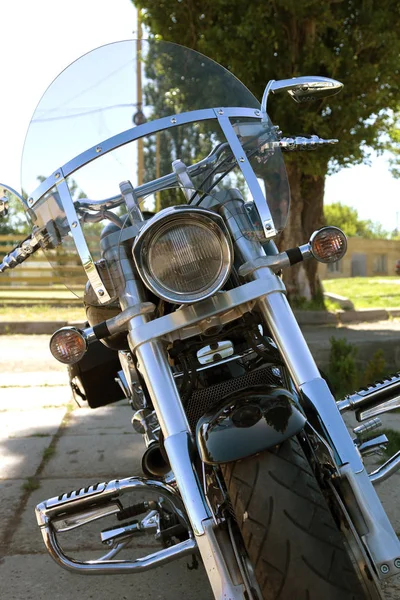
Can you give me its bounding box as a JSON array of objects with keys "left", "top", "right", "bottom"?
[
  {"left": 75, "top": 135, "right": 336, "bottom": 214},
  {"left": 0, "top": 235, "right": 40, "bottom": 273},
  {"left": 75, "top": 142, "right": 231, "bottom": 213}
]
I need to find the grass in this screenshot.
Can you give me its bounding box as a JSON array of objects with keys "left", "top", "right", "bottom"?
[
  {"left": 381, "top": 429, "right": 400, "bottom": 458},
  {"left": 0, "top": 304, "right": 86, "bottom": 322},
  {"left": 22, "top": 478, "right": 41, "bottom": 492},
  {"left": 0, "top": 287, "right": 80, "bottom": 301},
  {"left": 323, "top": 277, "right": 400, "bottom": 309},
  {"left": 42, "top": 446, "right": 56, "bottom": 461}
]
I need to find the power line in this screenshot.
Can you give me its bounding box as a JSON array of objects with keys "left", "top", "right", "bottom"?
[{"left": 32, "top": 103, "right": 136, "bottom": 122}]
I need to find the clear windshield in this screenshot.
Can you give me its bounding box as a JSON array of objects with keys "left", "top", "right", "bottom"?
[{"left": 21, "top": 40, "right": 290, "bottom": 298}]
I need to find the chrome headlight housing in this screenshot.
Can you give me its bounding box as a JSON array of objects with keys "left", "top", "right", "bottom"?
[{"left": 132, "top": 206, "right": 233, "bottom": 303}]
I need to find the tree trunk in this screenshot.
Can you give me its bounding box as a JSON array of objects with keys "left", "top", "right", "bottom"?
[{"left": 278, "top": 161, "right": 327, "bottom": 305}]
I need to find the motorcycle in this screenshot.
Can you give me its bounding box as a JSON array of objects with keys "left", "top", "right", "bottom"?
[{"left": 1, "top": 39, "right": 400, "bottom": 600}]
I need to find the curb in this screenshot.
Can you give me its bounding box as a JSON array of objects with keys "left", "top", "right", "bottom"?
[{"left": 1, "top": 309, "right": 400, "bottom": 334}]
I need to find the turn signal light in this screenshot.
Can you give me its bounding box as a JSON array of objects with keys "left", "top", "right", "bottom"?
[
  {"left": 309, "top": 227, "right": 347, "bottom": 263},
  {"left": 50, "top": 327, "right": 87, "bottom": 364}
]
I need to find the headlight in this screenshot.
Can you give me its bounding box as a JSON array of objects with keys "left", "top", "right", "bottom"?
[{"left": 132, "top": 207, "right": 233, "bottom": 303}]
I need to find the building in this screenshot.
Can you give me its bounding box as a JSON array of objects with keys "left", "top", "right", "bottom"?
[{"left": 320, "top": 237, "right": 400, "bottom": 279}]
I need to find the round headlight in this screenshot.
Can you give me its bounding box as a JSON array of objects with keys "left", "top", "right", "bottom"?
[{"left": 133, "top": 207, "right": 233, "bottom": 303}]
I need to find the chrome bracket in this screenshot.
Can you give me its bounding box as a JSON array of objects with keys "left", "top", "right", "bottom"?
[
  {"left": 215, "top": 111, "right": 277, "bottom": 239},
  {"left": 56, "top": 174, "right": 111, "bottom": 304},
  {"left": 172, "top": 159, "right": 196, "bottom": 201}
]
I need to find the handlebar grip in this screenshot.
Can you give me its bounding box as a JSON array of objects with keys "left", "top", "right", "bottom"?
[{"left": 0, "top": 235, "right": 40, "bottom": 273}]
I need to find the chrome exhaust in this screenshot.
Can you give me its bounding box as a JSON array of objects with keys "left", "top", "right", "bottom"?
[
  {"left": 337, "top": 373, "right": 400, "bottom": 421},
  {"left": 35, "top": 476, "right": 194, "bottom": 574},
  {"left": 142, "top": 442, "right": 171, "bottom": 478}
]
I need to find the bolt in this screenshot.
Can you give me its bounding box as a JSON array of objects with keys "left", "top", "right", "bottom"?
[
  {"left": 254, "top": 110, "right": 260, "bottom": 116},
  {"left": 170, "top": 117, "right": 177, "bottom": 124},
  {"left": 96, "top": 146, "right": 102, "bottom": 153},
  {"left": 55, "top": 172, "right": 60, "bottom": 179},
  {"left": 28, "top": 198, "right": 33, "bottom": 206},
  {"left": 265, "top": 224, "right": 272, "bottom": 231},
  {"left": 395, "top": 558, "right": 400, "bottom": 569},
  {"left": 218, "top": 109, "right": 224, "bottom": 115},
  {"left": 71, "top": 221, "right": 78, "bottom": 228},
  {"left": 380, "top": 564, "right": 390, "bottom": 575},
  {"left": 98, "top": 289, "right": 105, "bottom": 297},
  {"left": 239, "top": 156, "right": 245, "bottom": 162}
]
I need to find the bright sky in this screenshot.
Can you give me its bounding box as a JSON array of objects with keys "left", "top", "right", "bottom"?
[{"left": 0, "top": 0, "right": 399, "bottom": 231}]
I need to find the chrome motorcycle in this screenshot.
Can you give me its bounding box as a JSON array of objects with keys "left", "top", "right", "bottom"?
[{"left": 2, "top": 39, "right": 400, "bottom": 600}]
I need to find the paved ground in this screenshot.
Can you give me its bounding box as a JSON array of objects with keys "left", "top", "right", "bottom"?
[{"left": 1, "top": 332, "right": 400, "bottom": 599}]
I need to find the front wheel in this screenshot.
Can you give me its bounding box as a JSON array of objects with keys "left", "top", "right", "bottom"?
[{"left": 222, "top": 438, "right": 381, "bottom": 600}]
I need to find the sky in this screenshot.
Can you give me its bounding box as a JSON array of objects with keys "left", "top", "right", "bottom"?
[{"left": 0, "top": 0, "right": 399, "bottom": 232}]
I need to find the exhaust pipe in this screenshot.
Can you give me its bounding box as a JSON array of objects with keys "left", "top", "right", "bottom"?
[
  {"left": 142, "top": 443, "right": 171, "bottom": 478},
  {"left": 337, "top": 373, "right": 400, "bottom": 421}
]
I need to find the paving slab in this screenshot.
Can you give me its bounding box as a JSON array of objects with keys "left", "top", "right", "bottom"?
[
  {"left": 10, "top": 478, "right": 160, "bottom": 553},
  {"left": 0, "top": 553, "right": 213, "bottom": 600},
  {"left": 0, "top": 480, "right": 26, "bottom": 545},
  {"left": 0, "top": 408, "right": 66, "bottom": 440},
  {"left": 0, "top": 335, "right": 65, "bottom": 373},
  {"left": 0, "top": 437, "right": 53, "bottom": 479},
  {"left": 0, "top": 371, "right": 69, "bottom": 387},
  {"left": 66, "top": 403, "right": 134, "bottom": 436},
  {"left": 0, "top": 385, "right": 71, "bottom": 411},
  {"left": 41, "top": 434, "right": 145, "bottom": 479}
]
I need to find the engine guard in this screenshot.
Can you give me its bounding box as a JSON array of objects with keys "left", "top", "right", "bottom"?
[{"left": 196, "top": 385, "right": 306, "bottom": 464}]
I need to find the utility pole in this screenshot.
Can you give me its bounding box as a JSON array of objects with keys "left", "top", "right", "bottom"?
[{"left": 136, "top": 11, "right": 144, "bottom": 187}]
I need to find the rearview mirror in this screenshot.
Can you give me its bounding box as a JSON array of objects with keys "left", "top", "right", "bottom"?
[
  {"left": 0, "top": 195, "right": 8, "bottom": 218},
  {"left": 0, "top": 183, "right": 26, "bottom": 219},
  {"left": 261, "top": 76, "right": 343, "bottom": 113}
]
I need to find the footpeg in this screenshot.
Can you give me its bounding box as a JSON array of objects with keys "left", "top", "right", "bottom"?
[
  {"left": 337, "top": 373, "right": 400, "bottom": 421},
  {"left": 36, "top": 476, "right": 196, "bottom": 574}
]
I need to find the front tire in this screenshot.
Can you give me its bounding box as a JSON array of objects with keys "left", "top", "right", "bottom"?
[{"left": 222, "top": 438, "right": 378, "bottom": 600}]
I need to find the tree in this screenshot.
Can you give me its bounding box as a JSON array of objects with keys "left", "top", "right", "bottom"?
[
  {"left": 324, "top": 202, "right": 389, "bottom": 238},
  {"left": 134, "top": 0, "right": 400, "bottom": 302}
]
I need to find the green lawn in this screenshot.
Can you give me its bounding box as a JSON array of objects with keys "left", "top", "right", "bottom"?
[
  {"left": 0, "top": 287, "right": 80, "bottom": 301},
  {"left": 0, "top": 304, "right": 86, "bottom": 322},
  {"left": 323, "top": 277, "right": 400, "bottom": 309}
]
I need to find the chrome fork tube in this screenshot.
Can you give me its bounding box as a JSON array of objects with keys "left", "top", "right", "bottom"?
[
  {"left": 222, "top": 203, "right": 400, "bottom": 576},
  {"left": 250, "top": 266, "right": 400, "bottom": 576},
  {"left": 118, "top": 264, "right": 245, "bottom": 598},
  {"left": 127, "top": 332, "right": 246, "bottom": 598}
]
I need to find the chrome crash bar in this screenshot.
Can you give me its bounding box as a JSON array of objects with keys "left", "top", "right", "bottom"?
[{"left": 36, "top": 476, "right": 196, "bottom": 574}]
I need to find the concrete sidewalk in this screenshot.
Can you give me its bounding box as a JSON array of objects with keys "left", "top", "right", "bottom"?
[
  {"left": 0, "top": 338, "right": 213, "bottom": 599},
  {"left": 1, "top": 335, "right": 400, "bottom": 599}
]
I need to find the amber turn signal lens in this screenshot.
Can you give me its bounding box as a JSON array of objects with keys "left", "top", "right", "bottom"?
[
  {"left": 49, "top": 327, "right": 87, "bottom": 364},
  {"left": 309, "top": 227, "right": 347, "bottom": 263}
]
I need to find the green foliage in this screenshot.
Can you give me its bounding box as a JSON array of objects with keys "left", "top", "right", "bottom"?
[
  {"left": 135, "top": 1, "right": 400, "bottom": 176},
  {"left": 328, "top": 338, "right": 388, "bottom": 398},
  {"left": 327, "top": 336, "right": 359, "bottom": 398},
  {"left": 324, "top": 202, "right": 389, "bottom": 239},
  {"left": 381, "top": 429, "right": 400, "bottom": 458},
  {"left": 363, "top": 349, "right": 387, "bottom": 385}
]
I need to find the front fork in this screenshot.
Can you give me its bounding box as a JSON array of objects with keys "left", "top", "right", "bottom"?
[
  {"left": 253, "top": 268, "right": 400, "bottom": 578},
  {"left": 124, "top": 265, "right": 400, "bottom": 597}
]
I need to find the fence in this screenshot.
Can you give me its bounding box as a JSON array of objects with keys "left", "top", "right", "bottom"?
[{"left": 0, "top": 233, "right": 98, "bottom": 300}]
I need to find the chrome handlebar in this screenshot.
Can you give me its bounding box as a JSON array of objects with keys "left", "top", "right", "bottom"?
[
  {"left": 75, "top": 142, "right": 231, "bottom": 212},
  {"left": 0, "top": 235, "right": 40, "bottom": 273}
]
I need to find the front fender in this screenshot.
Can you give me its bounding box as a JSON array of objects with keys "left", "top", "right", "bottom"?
[{"left": 196, "top": 385, "right": 306, "bottom": 465}]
